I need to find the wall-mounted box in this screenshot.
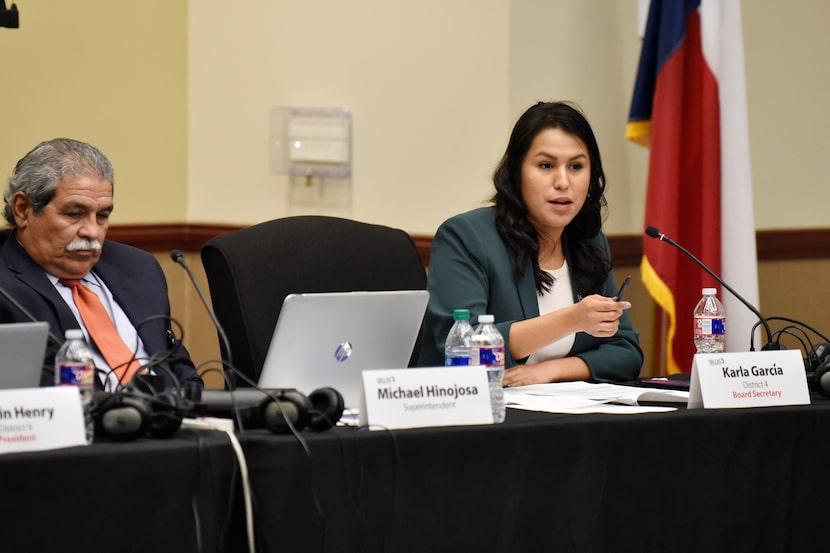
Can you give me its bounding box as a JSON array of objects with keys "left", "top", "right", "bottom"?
[{"left": 270, "top": 106, "right": 352, "bottom": 179}]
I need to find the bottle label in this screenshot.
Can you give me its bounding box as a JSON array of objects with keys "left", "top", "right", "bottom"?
[
  {"left": 57, "top": 363, "right": 95, "bottom": 387},
  {"left": 445, "top": 356, "right": 471, "bottom": 366},
  {"left": 471, "top": 346, "right": 504, "bottom": 367},
  {"left": 694, "top": 317, "right": 725, "bottom": 336}
]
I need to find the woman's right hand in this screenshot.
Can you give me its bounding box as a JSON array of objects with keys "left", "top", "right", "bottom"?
[
  {"left": 509, "top": 294, "right": 631, "bottom": 360},
  {"left": 570, "top": 294, "right": 630, "bottom": 338}
]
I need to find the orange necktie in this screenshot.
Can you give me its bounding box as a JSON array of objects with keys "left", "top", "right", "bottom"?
[{"left": 60, "top": 278, "right": 143, "bottom": 384}]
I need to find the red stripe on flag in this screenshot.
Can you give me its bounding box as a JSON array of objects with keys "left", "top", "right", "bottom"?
[{"left": 642, "top": 10, "right": 721, "bottom": 374}]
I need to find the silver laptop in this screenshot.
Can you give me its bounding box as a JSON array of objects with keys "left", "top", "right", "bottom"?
[
  {"left": 258, "top": 290, "right": 429, "bottom": 408},
  {"left": 0, "top": 322, "right": 50, "bottom": 389}
]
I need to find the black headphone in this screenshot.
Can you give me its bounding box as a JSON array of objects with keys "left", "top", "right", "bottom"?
[
  {"left": 242, "top": 387, "right": 344, "bottom": 433},
  {"left": 806, "top": 342, "right": 830, "bottom": 398},
  {"left": 95, "top": 384, "right": 345, "bottom": 438},
  {"left": 92, "top": 391, "right": 152, "bottom": 441},
  {"left": 201, "top": 387, "right": 345, "bottom": 433},
  {"left": 92, "top": 383, "right": 196, "bottom": 441}
]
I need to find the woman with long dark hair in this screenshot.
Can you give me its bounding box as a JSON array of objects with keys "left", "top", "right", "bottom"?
[{"left": 419, "top": 101, "right": 642, "bottom": 384}]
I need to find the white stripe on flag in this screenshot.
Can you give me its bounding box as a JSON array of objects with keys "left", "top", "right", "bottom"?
[{"left": 701, "top": 0, "right": 761, "bottom": 351}]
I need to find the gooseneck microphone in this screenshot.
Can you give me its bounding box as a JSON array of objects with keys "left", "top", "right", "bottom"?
[
  {"left": 644, "top": 226, "right": 777, "bottom": 350},
  {"left": 169, "top": 249, "right": 235, "bottom": 382}
]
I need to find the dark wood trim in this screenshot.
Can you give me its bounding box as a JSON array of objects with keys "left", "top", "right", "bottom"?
[
  {"left": 607, "top": 235, "right": 642, "bottom": 267},
  {"left": 754, "top": 228, "right": 830, "bottom": 260},
  {"left": 107, "top": 224, "right": 830, "bottom": 267},
  {"left": 107, "top": 223, "right": 243, "bottom": 253},
  {"left": 410, "top": 234, "right": 433, "bottom": 267},
  {"left": 607, "top": 228, "right": 830, "bottom": 266}
]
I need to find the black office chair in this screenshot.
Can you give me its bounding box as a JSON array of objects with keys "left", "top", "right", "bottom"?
[{"left": 200, "top": 215, "right": 428, "bottom": 385}]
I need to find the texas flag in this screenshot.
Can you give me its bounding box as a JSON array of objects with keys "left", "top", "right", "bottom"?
[{"left": 627, "top": 0, "right": 759, "bottom": 374}]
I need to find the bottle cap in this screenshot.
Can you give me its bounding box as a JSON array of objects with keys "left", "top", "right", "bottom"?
[
  {"left": 65, "top": 329, "right": 84, "bottom": 340},
  {"left": 478, "top": 314, "right": 495, "bottom": 324},
  {"left": 452, "top": 309, "right": 470, "bottom": 320},
  {"left": 702, "top": 287, "right": 717, "bottom": 295}
]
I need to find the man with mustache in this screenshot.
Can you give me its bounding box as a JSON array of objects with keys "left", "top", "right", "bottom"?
[{"left": 0, "top": 138, "right": 202, "bottom": 392}]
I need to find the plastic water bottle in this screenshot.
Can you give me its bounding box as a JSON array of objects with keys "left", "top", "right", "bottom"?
[
  {"left": 55, "top": 329, "right": 96, "bottom": 443},
  {"left": 693, "top": 288, "right": 726, "bottom": 353},
  {"left": 470, "top": 314, "right": 506, "bottom": 423},
  {"left": 444, "top": 309, "right": 474, "bottom": 366}
]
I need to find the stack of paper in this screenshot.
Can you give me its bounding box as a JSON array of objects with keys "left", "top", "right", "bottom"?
[{"left": 504, "top": 381, "right": 689, "bottom": 414}]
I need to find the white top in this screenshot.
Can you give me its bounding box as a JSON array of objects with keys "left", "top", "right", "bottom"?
[{"left": 526, "top": 260, "right": 576, "bottom": 364}]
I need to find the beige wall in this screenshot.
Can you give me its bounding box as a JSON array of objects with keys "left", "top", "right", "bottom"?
[
  {"left": 743, "top": 2, "right": 830, "bottom": 230},
  {"left": 2, "top": 1, "right": 827, "bottom": 232},
  {"left": 0, "top": 1, "right": 188, "bottom": 224},
  {"left": 187, "top": 0, "right": 511, "bottom": 231},
  {"left": 185, "top": 0, "right": 830, "bottom": 235}
]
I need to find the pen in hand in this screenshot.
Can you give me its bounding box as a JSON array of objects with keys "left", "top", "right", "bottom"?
[{"left": 614, "top": 275, "right": 631, "bottom": 301}]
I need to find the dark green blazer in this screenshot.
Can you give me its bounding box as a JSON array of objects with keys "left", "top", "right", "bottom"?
[{"left": 418, "top": 207, "right": 643, "bottom": 382}]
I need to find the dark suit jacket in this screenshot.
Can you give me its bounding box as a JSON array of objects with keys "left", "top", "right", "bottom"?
[
  {"left": 418, "top": 207, "right": 643, "bottom": 382},
  {"left": 0, "top": 230, "right": 202, "bottom": 389}
]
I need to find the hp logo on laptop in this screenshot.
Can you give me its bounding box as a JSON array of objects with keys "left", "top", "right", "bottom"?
[{"left": 334, "top": 341, "right": 353, "bottom": 362}]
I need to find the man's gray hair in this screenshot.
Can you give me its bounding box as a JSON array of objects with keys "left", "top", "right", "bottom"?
[{"left": 4, "top": 138, "right": 114, "bottom": 227}]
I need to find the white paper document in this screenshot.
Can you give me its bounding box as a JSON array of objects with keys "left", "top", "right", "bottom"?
[{"left": 504, "top": 381, "right": 689, "bottom": 414}]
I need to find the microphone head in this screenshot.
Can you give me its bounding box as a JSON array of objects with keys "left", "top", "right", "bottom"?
[
  {"left": 645, "top": 226, "right": 660, "bottom": 239},
  {"left": 169, "top": 249, "right": 185, "bottom": 265}
]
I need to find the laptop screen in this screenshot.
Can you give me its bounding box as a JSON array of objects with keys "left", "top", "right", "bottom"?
[
  {"left": 257, "top": 290, "right": 429, "bottom": 408},
  {"left": 0, "top": 322, "right": 50, "bottom": 389}
]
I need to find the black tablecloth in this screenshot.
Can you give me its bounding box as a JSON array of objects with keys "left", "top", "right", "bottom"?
[
  {"left": 0, "top": 428, "right": 240, "bottom": 553},
  {"left": 239, "top": 399, "right": 830, "bottom": 553},
  {"left": 4, "top": 399, "right": 830, "bottom": 553}
]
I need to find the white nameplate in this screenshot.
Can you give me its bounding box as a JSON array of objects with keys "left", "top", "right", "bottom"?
[
  {"left": 688, "top": 350, "right": 810, "bottom": 409},
  {"left": 0, "top": 387, "right": 88, "bottom": 455},
  {"left": 359, "top": 367, "right": 494, "bottom": 429}
]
